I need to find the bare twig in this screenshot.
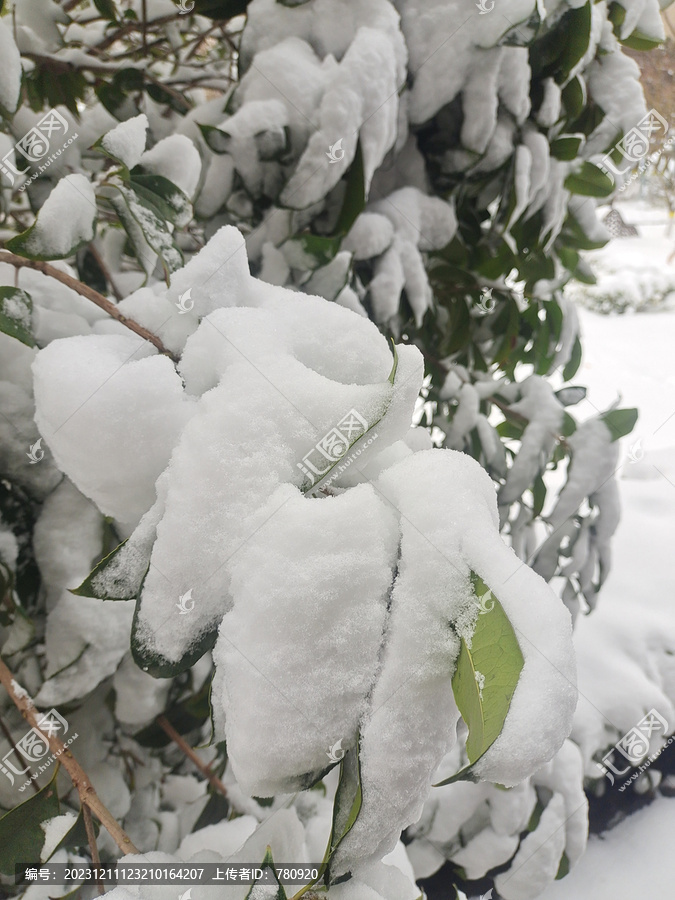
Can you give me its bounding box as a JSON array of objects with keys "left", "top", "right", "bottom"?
[
  {"left": 0, "top": 250, "right": 178, "bottom": 362},
  {"left": 156, "top": 715, "right": 229, "bottom": 800},
  {"left": 0, "top": 657, "right": 140, "bottom": 855},
  {"left": 82, "top": 804, "right": 105, "bottom": 895}
]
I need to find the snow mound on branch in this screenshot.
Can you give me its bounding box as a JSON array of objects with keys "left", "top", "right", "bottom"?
[
  {"left": 0, "top": 19, "right": 23, "bottom": 115},
  {"left": 138, "top": 134, "right": 202, "bottom": 198}
]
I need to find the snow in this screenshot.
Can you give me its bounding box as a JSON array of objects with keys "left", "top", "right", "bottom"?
[
  {"left": 138, "top": 134, "right": 202, "bottom": 198},
  {"left": 537, "top": 796, "right": 675, "bottom": 899},
  {"left": 32, "top": 334, "right": 196, "bottom": 532},
  {"left": 0, "top": 19, "right": 23, "bottom": 115},
  {"left": 40, "top": 813, "right": 77, "bottom": 862},
  {"left": 100, "top": 114, "right": 149, "bottom": 169},
  {"left": 21, "top": 174, "right": 97, "bottom": 258}
]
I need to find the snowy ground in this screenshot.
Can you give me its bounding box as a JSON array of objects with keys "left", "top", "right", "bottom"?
[{"left": 537, "top": 201, "right": 675, "bottom": 898}]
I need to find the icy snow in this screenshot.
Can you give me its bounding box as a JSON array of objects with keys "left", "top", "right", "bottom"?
[{"left": 0, "top": 19, "right": 23, "bottom": 115}]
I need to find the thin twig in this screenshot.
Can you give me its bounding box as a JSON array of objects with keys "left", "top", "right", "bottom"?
[
  {"left": 0, "top": 250, "right": 178, "bottom": 362},
  {"left": 82, "top": 804, "right": 105, "bottom": 896},
  {"left": 156, "top": 715, "right": 229, "bottom": 799},
  {"left": 0, "top": 714, "right": 40, "bottom": 794},
  {"left": 87, "top": 242, "right": 124, "bottom": 302},
  {"left": 0, "top": 657, "right": 140, "bottom": 855}
]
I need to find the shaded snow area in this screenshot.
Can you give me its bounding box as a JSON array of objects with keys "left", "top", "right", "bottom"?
[{"left": 538, "top": 204, "right": 675, "bottom": 898}]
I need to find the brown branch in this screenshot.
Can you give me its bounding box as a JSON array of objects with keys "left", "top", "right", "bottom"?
[
  {"left": 156, "top": 715, "right": 229, "bottom": 799},
  {"left": 0, "top": 714, "right": 40, "bottom": 794},
  {"left": 82, "top": 804, "right": 105, "bottom": 895},
  {"left": 0, "top": 250, "right": 178, "bottom": 362},
  {"left": 0, "top": 657, "right": 140, "bottom": 855}
]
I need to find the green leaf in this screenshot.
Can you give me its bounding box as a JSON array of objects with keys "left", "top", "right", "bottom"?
[
  {"left": 562, "top": 335, "right": 583, "bottom": 381},
  {"left": 532, "top": 475, "right": 547, "bottom": 518},
  {"left": 564, "top": 161, "right": 614, "bottom": 198},
  {"left": 600, "top": 407, "right": 638, "bottom": 441},
  {"left": 325, "top": 742, "right": 362, "bottom": 882},
  {"left": 334, "top": 138, "right": 366, "bottom": 236},
  {"left": 561, "top": 411, "right": 577, "bottom": 437},
  {"left": 619, "top": 30, "right": 663, "bottom": 50},
  {"left": 550, "top": 135, "right": 583, "bottom": 161},
  {"left": 435, "top": 574, "right": 524, "bottom": 785},
  {"left": 245, "top": 846, "right": 287, "bottom": 900},
  {"left": 556, "top": 851, "right": 571, "bottom": 880},
  {"left": 0, "top": 768, "right": 60, "bottom": 875},
  {"left": 561, "top": 76, "right": 586, "bottom": 121},
  {"left": 93, "top": 0, "right": 118, "bottom": 20},
  {"left": 0, "top": 288, "right": 34, "bottom": 348}
]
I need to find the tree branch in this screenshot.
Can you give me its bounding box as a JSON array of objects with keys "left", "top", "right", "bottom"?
[
  {"left": 0, "top": 250, "right": 178, "bottom": 362},
  {"left": 82, "top": 804, "right": 105, "bottom": 895},
  {"left": 0, "top": 657, "right": 140, "bottom": 855},
  {"left": 156, "top": 715, "right": 229, "bottom": 800}
]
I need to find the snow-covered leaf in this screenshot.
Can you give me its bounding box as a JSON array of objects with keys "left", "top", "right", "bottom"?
[
  {"left": 436, "top": 574, "right": 524, "bottom": 785},
  {"left": 0, "top": 287, "right": 34, "bottom": 348},
  {"left": 129, "top": 173, "right": 193, "bottom": 228},
  {"left": 71, "top": 538, "right": 143, "bottom": 601},
  {"left": 555, "top": 386, "right": 586, "bottom": 407},
  {"left": 96, "top": 114, "right": 148, "bottom": 171},
  {"left": 108, "top": 183, "right": 183, "bottom": 280},
  {"left": 0, "top": 768, "right": 60, "bottom": 875},
  {"left": 6, "top": 175, "right": 97, "bottom": 261}
]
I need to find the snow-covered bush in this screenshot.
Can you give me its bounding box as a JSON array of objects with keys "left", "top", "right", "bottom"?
[{"left": 0, "top": 0, "right": 671, "bottom": 898}]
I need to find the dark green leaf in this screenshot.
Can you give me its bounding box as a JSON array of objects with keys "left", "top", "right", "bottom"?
[
  {"left": 600, "top": 407, "right": 638, "bottom": 441},
  {"left": 0, "top": 288, "right": 34, "bottom": 348},
  {"left": 562, "top": 335, "right": 583, "bottom": 381},
  {"left": 0, "top": 768, "right": 60, "bottom": 874},
  {"left": 198, "top": 123, "right": 232, "bottom": 154},
  {"left": 193, "top": 0, "right": 252, "bottom": 18},
  {"left": 129, "top": 173, "right": 193, "bottom": 227},
  {"left": 334, "top": 139, "right": 366, "bottom": 236},
  {"left": 52, "top": 806, "right": 99, "bottom": 856},
  {"left": 93, "top": 0, "right": 118, "bottom": 20}
]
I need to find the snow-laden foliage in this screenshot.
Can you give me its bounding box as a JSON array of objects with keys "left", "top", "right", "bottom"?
[{"left": 0, "top": 0, "right": 672, "bottom": 898}]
